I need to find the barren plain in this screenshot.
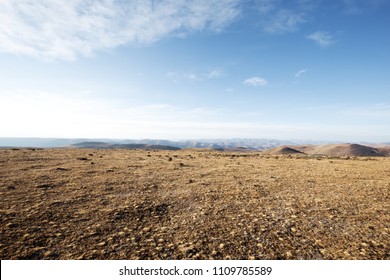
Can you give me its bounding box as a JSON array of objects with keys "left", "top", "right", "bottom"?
[{"left": 0, "top": 148, "right": 389, "bottom": 259}]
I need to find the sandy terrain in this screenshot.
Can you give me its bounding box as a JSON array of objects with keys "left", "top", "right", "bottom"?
[{"left": 0, "top": 148, "right": 389, "bottom": 259}]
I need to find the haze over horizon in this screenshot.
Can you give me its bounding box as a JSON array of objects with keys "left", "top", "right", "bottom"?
[{"left": 1, "top": 1, "right": 389, "bottom": 142}]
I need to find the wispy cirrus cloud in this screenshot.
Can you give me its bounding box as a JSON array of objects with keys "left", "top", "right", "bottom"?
[
  {"left": 166, "top": 68, "right": 225, "bottom": 82},
  {"left": 0, "top": 0, "right": 240, "bottom": 60},
  {"left": 263, "top": 9, "right": 306, "bottom": 34},
  {"left": 307, "top": 31, "right": 336, "bottom": 47},
  {"left": 207, "top": 70, "right": 224, "bottom": 79},
  {"left": 255, "top": 0, "right": 309, "bottom": 34},
  {"left": 243, "top": 77, "right": 268, "bottom": 87},
  {"left": 295, "top": 69, "right": 307, "bottom": 78}
]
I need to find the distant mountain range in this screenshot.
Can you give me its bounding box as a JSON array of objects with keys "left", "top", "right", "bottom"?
[
  {"left": 0, "top": 137, "right": 336, "bottom": 149},
  {"left": 0, "top": 138, "right": 389, "bottom": 156},
  {"left": 71, "top": 142, "right": 180, "bottom": 150}
]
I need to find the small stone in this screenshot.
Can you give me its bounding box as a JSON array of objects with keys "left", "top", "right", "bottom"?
[
  {"left": 43, "top": 251, "right": 52, "bottom": 257},
  {"left": 291, "top": 227, "right": 297, "bottom": 233},
  {"left": 178, "top": 244, "right": 195, "bottom": 253},
  {"left": 248, "top": 256, "right": 256, "bottom": 260},
  {"left": 370, "top": 240, "right": 379, "bottom": 246},
  {"left": 285, "top": 251, "right": 293, "bottom": 258},
  {"left": 97, "top": 242, "right": 106, "bottom": 246},
  {"left": 5, "top": 223, "right": 16, "bottom": 228},
  {"left": 219, "top": 244, "right": 225, "bottom": 249}
]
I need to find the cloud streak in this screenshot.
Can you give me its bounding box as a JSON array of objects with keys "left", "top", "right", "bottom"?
[
  {"left": 263, "top": 9, "right": 306, "bottom": 34},
  {"left": 243, "top": 77, "right": 268, "bottom": 87},
  {"left": 166, "top": 69, "right": 225, "bottom": 82},
  {"left": 0, "top": 0, "right": 240, "bottom": 60},
  {"left": 255, "top": 0, "right": 309, "bottom": 34},
  {"left": 295, "top": 69, "right": 307, "bottom": 78},
  {"left": 307, "top": 31, "right": 336, "bottom": 47}
]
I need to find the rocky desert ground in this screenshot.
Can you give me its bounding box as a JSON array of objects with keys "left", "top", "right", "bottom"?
[{"left": 0, "top": 148, "right": 389, "bottom": 259}]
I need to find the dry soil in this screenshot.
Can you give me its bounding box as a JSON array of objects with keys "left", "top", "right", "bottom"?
[{"left": 0, "top": 148, "right": 389, "bottom": 259}]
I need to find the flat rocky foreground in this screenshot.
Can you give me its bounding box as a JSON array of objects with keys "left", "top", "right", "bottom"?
[{"left": 0, "top": 148, "right": 389, "bottom": 259}]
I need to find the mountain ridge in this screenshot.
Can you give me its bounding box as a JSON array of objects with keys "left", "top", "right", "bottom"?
[{"left": 1, "top": 137, "right": 389, "bottom": 156}]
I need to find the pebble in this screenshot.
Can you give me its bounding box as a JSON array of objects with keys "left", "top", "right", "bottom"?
[{"left": 43, "top": 251, "right": 52, "bottom": 257}]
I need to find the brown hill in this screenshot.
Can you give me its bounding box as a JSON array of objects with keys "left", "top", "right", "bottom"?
[
  {"left": 377, "top": 147, "right": 390, "bottom": 156},
  {"left": 265, "top": 146, "right": 306, "bottom": 155},
  {"left": 303, "top": 143, "right": 381, "bottom": 157}
]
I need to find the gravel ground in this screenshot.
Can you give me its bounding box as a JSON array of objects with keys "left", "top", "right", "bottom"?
[{"left": 0, "top": 148, "right": 389, "bottom": 259}]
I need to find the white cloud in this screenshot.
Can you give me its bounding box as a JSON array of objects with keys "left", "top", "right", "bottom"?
[
  {"left": 186, "top": 73, "right": 200, "bottom": 81},
  {"left": 307, "top": 31, "right": 336, "bottom": 47},
  {"left": 243, "top": 77, "right": 268, "bottom": 87},
  {"left": 207, "top": 70, "right": 224, "bottom": 79},
  {"left": 295, "top": 69, "right": 307, "bottom": 78},
  {"left": 255, "top": 0, "right": 309, "bottom": 34},
  {"left": 263, "top": 9, "right": 306, "bottom": 34},
  {"left": 166, "top": 68, "right": 225, "bottom": 82},
  {"left": 0, "top": 0, "right": 240, "bottom": 60}
]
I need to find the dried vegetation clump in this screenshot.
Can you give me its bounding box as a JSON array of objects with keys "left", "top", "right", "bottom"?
[{"left": 0, "top": 148, "right": 389, "bottom": 260}]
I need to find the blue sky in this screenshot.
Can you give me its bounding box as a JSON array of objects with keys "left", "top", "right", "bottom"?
[{"left": 0, "top": 0, "right": 389, "bottom": 141}]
